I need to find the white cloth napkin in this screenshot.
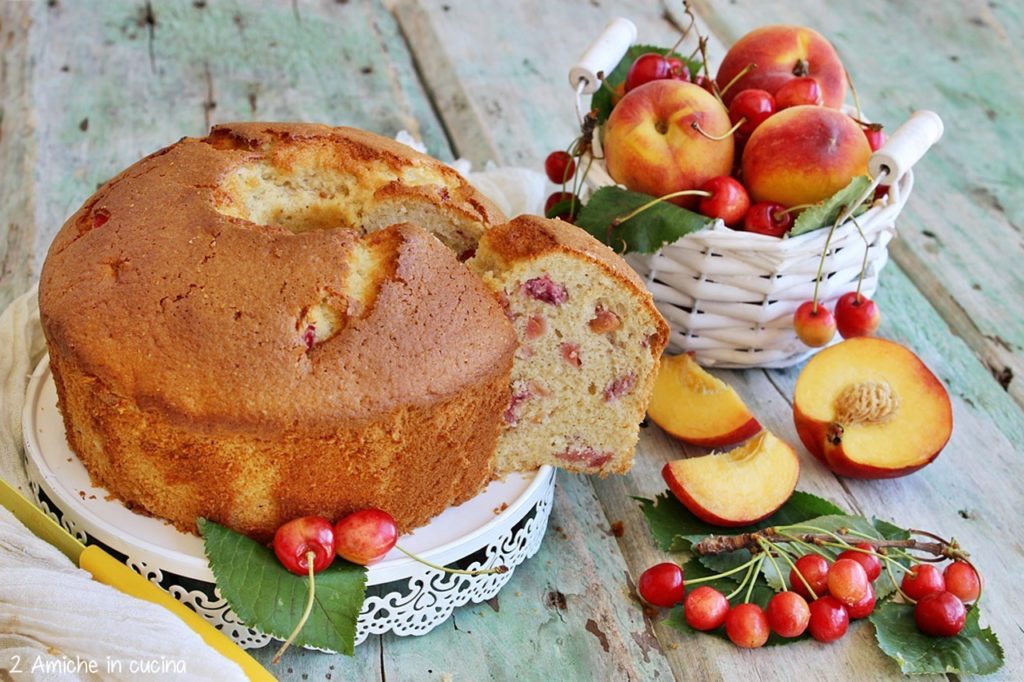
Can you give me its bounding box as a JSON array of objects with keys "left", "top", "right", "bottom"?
[{"left": 0, "top": 289, "right": 245, "bottom": 680}]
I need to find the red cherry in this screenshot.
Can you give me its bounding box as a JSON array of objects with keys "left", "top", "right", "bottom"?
[
  {"left": 665, "top": 56, "right": 691, "bottom": 82},
  {"left": 333, "top": 509, "right": 398, "bottom": 565},
  {"left": 827, "top": 558, "right": 870, "bottom": 607},
  {"left": 845, "top": 582, "right": 877, "bottom": 620},
  {"left": 625, "top": 53, "right": 675, "bottom": 92},
  {"left": 775, "top": 77, "right": 823, "bottom": 109},
  {"left": 808, "top": 596, "right": 849, "bottom": 643},
  {"left": 693, "top": 74, "right": 716, "bottom": 95},
  {"left": 766, "top": 591, "right": 811, "bottom": 638},
  {"left": 637, "top": 562, "right": 685, "bottom": 608},
  {"left": 544, "top": 191, "right": 580, "bottom": 222},
  {"left": 683, "top": 586, "right": 730, "bottom": 631},
  {"left": 743, "top": 202, "right": 793, "bottom": 237},
  {"left": 915, "top": 591, "right": 967, "bottom": 637},
  {"left": 728, "top": 89, "right": 776, "bottom": 137},
  {"left": 793, "top": 301, "right": 837, "bottom": 347},
  {"left": 902, "top": 564, "right": 946, "bottom": 601},
  {"left": 864, "top": 124, "right": 886, "bottom": 152},
  {"left": 943, "top": 561, "right": 981, "bottom": 603},
  {"left": 273, "top": 516, "right": 336, "bottom": 576},
  {"left": 837, "top": 542, "right": 883, "bottom": 581},
  {"left": 544, "top": 151, "right": 576, "bottom": 185},
  {"left": 790, "top": 554, "right": 830, "bottom": 600},
  {"left": 697, "top": 176, "right": 751, "bottom": 226},
  {"left": 834, "top": 292, "right": 881, "bottom": 338},
  {"left": 725, "top": 603, "right": 770, "bottom": 648}
]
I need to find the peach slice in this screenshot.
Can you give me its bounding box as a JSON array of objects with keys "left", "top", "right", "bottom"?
[
  {"left": 647, "top": 353, "right": 761, "bottom": 447},
  {"left": 793, "top": 337, "right": 953, "bottom": 478},
  {"left": 662, "top": 432, "right": 800, "bottom": 527}
]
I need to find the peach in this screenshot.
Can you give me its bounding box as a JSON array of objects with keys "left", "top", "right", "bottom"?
[
  {"left": 603, "top": 80, "right": 734, "bottom": 208},
  {"left": 793, "top": 337, "right": 953, "bottom": 478},
  {"left": 715, "top": 25, "right": 847, "bottom": 109},
  {"left": 647, "top": 353, "right": 761, "bottom": 447},
  {"left": 742, "top": 106, "right": 871, "bottom": 207},
  {"left": 662, "top": 432, "right": 800, "bottom": 527}
]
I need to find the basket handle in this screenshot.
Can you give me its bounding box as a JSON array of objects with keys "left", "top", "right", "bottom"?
[
  {"left": 868, "top": 110, "right": 943, "bottom": 185},
  {"left": 568, "top": 18, "right": 637, "bottom": 94}
]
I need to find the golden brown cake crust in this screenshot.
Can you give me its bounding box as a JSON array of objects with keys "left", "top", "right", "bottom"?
[{"left": 38, "top": 123, "right": 516, "bottom": 538}]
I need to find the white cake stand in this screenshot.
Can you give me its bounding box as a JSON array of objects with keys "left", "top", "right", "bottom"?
[{"left": 23, "top": 356, "right": 555, "bottom": 649}]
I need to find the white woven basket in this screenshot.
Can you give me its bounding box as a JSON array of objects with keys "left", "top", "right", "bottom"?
[{"left": 568, "top": 19, "right": 943, "bottom": 368}]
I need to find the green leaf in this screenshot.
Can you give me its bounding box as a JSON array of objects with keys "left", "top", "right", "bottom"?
[
  {"left": 198, "top": 518, "right": 367, "bottom": 655},
  {"left": 870, "top": 602, "right": 1004, "bottom": 675},
  {"left": 590, "top": 45, "right": 703, "bottom": 123},
  {"left": 789, "top": 175, "right": 872, "bottom": 237},
  {"left": 576, "top": 186, "right": 711, "bottom": 254}
]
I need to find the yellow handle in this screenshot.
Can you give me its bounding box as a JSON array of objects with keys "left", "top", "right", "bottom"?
[{"left": 80, "top": 546, "right": 275, "bottom": 682}]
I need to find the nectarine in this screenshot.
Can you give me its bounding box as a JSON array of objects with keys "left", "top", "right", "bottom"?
[
  {"left": 715, "top": 25, "right": 847, "bottom": 109},
  {"left": 742, "top": 106, "right": 871, "bottom": 207},
  {"left": 793, "top": 337, "right": 953, "bottom": 478},
  {"left": 647, "top": 353, "right": 761, "bottom": 447},
  {"left": 603, "top": 80, "right": 734, "bottom": 209},
  {"left": 662, "top": 432, "right": 800, "bottom": 527}
]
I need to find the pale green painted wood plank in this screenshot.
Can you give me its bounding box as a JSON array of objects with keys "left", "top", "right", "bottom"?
[
  {"left": 689, "top": 0, "right": 1024, "bottom": 407},
  {"left": 397, "top": 1, "right": 1024, "bottom": 678}
]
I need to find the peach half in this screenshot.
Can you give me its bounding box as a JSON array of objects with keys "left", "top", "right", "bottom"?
[
  {"left": 662, "top": 432, "right": 800, "bottom": 527},
  {"left": 793, "top": 337, "right": 953, "bottom": 478},
  {"left": 647, "top": 353, "right": 761, "bottom": 447}
]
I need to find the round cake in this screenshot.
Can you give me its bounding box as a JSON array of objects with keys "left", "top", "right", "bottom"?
[{"left": 38, "top": 123, "right": 515, "bottom": 541}]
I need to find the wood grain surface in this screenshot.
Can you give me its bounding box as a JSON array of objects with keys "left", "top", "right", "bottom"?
[{"left": 2, "top": 0, "right": 1022, "bottom": 680}]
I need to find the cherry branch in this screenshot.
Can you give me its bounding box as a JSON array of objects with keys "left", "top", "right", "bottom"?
[{"left": 692, "top": 528, "right": 967, "bottom": 561}]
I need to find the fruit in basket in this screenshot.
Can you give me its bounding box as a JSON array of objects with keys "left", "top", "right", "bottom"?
[
  {"left": 792, "top": 337, "right": 953, "bottom": 478},
  {"left": 697, "top": 176, "right": 750, "bottom": 226},
  {"left": 544, "top": 150, "right": 576, "bottom": 184},
  {"left": 661, "top": 432, "right": 799, "bottom": 526},
  {"left": 647, "top": 353, "right": 761, "bottom": 447},
  {"left": 743, "top": 106, "right": 872, "bottom": 207},
  {"left": 834, "top": 292, "right": 881, "bottom": 338},
  {"left": 864, "top": 123, "right": 887, "bottom": 152},
  {"left": 715, "top": 25, "right": 847, "bottom": 109},
  {"left": 728, "top": 89, "right": 776, "bottom": 137},
  {"left": 743, "top": 201, "right": 793, "bottom": 237},
  {"left": 775, "top": 76, "right": 824, "bottom": 109},
  {"left": 603, "top": 80, "right": 734, "bottom": 208},
  {"left": 625, "top": 52, "right": 690, "bottom": 92},
  {"left": 793, "top": 301, "right": 837, "bottom": 347}
]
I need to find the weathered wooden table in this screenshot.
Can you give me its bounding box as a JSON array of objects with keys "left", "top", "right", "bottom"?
[{"left": 2, "top": 0, "right": 1021, "bottom": 679}]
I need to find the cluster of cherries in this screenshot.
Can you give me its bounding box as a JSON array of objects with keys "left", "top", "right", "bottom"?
[
  {"left": 638, "top": 546, "right": 981, "bottom": 648},
  {"left": 273, "top": 508, "right": 398, "bottom": 575}
]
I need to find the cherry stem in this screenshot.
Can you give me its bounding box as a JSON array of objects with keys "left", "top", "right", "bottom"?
[
  {"left": 664, "top": 0, "right": 695, "bottom": 56},
  {"left": 811, "top": 211, "right": 844, "bottom": 311},
  {"left": 764, "top": 538, "right": 818, "bottom": 599},
  {"left": 611, "top": 189, "right": 710, "bottom": 226},
  {"left": 272, "top": 551, "right": 317, "bottom": 664},
  {"left": 743, "top": 555, "right": 765, "bottom": 604},
  {"left": 849, "top": 215, "right": 870, "bottom": 297},
  {"left": 886, "top": 559, "right": 916, "bottom": 603},
  {"left": 845, "top": 67, "right": 863, "bottom": 122},
  {"left": 396, "top": 545, "right": 508, "bottom": 576},
  {"left": 691, "top": 119, "right": 743, "bottom": 141},
  {"left": 756, "top": 538, "right": 788, "bottom": 593},
  {"left": 692, "top": 528, "right": 961, "bottom": 561},
  {"left": 682, "top": 553, "right": 762, "bottom": 586},
  {"left": 777, "top": 202, "right": 816, "bottom": 217},
  {"left": 718, "top": 62, "right": 757, "bottom": 98},
  {"left": 725, "top": 555, "right": 761, "bottom": 601}
]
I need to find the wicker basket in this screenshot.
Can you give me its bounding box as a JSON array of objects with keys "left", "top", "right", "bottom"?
[{"left": 568, "top": 19, "right": 942, "bottom": 368}]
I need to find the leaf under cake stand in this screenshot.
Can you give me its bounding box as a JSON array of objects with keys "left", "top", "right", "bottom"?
[{"left": 23, "top": 356, "right": 555, "bottom": 650}]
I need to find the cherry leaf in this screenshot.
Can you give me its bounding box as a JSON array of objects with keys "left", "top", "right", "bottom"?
[
  {"left": 576, "top": 186, "right": 711, "bottom": 254},
  {"left": 198, "top": 518, "right": 367, "bottom": 656},
  {"left": 789, "top": 175, "right": 872, "bottom": 237},
  {"left": 870, "top": 601, "right": 1004, "bottom": 675}
]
